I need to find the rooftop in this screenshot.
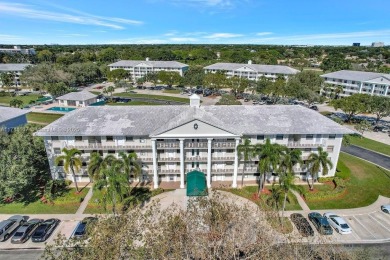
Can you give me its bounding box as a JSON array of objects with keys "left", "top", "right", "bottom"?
[
  {"left": 204, "top": 63, "right": 300, "bottom": 75},
  {"left": 0, "top": 63, "right": 32, "bottom": 72},
  {"left": 35, "top": 105, "right": 352, "bottom": 137},
  {"left": 56, "top": 91, "right": 97, "bottom": 101},
  {"left": 321, "top": 70, "right": 390, "bottom": 82},
  {"left": 108, "top": 60, "right": 189, "bottom": 69},
  {"left": 0, "top": 107, "right": 30, "bottom": 124}
]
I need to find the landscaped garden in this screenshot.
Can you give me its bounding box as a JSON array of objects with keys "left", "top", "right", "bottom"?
[
  {"left": 115, "top": 92, "right": 190, "bottom": 103},
  {"left": 0, "top": 93, "right": 41, "bottom": 106}
]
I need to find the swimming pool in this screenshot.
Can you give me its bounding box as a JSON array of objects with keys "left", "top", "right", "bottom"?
[{"left": 46, "top": 107, "right": 77, "bottom": 112}]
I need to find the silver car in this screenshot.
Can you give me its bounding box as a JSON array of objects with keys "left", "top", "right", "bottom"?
[
  {"left": 11, "top": 218, "right": 43, "bottom": 244},
  {"left": 0, "top": 215, "right": 27, "bottom": 241},
  {"left": 381, "top": 205, "right": 390, "bottom": 214},
  {"left": 323, "top": 213, "right": 352, "bottom": 234}
]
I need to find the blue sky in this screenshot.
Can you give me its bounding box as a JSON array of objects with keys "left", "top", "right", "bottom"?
[{"left": 0, "top": 0, "right": 390, "bottom": 45}]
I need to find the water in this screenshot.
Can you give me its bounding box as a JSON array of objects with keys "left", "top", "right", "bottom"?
[{"left": 46, "top": 107, "right": 76, "bottom": 112}]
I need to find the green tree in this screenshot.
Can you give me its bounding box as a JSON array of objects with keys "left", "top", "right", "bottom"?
[
  {"left": 118, "top": 151, "right": 141, "bottom": 184},
  {"left": 107, "top": 69, "right": 128, "bottom": 82},
  {"left": 0, "top": 72, "right": 13, "bottom": 95},
  {"left": 203, "top": 72, "right": 226, "bottom": 91},
  {"left": 37, "top": 49, "right": 55, "bottom": 63},
  {"left": 46, "top": 82, "right": 69, "bottom": 97},
  {"left": 279, "top": 173, "right": 303, "bottom": 218},
  {"left": 320, "top": 53, "right": 351, "bottom": 71},
  {"left": 87, "top": 153, "right": 116, "bottom": 182},
  {"left": 157, "top": 71, "right": 181, "bottom": 86},
  {"left": 369, "top": 96, "right": 390, "bottom": 125},
  {"left": 266, "top": 184, "right": 284, "bottom": 211},
  {"left": 97, "top": 47, "right": 118, "bottom": 62},
  {"left": 103, "top": 86, "right": 115, "bottom": 97},
  {"left": 55, "top": 148, "right": 82, "bottom": 192},
  {"left": 9, "top": 98, "right": 23, "bottom": 108},
  {"left": 182, "top": 66, "right": 205, "bottom": 86},
  {"left": 307, "top": 147, "right": 333, "bottom": 190},
  {"left": 226, "top": 76, "right": 249, "bottom": 97},
  {"left": 286, "top": 70, "right": 323, "bottom": 103},
  {"left": 237, "top": 138, "right": 255, "bottom": 187},
  {"left": 331, "top": 94, "right": 371, "bottom": 122},
  {"left": 354, "top": 120, "right": 371, "bottom": 135}
]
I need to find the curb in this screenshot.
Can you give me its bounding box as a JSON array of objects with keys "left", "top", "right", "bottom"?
[
  {"left": 340, "top": 151, "right": 390, "bottom": 171},
  {"left": 349, "top": 144, "right": 390, "bottom": 158}
]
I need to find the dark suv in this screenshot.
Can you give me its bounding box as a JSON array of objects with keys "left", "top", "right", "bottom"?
[{"left": 308, "top": 212, "right": 333, "bottom": 235}]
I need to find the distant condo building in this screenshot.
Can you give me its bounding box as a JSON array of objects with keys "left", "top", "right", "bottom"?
[
  {"left": 108, "top": 58, "right": 189, "bottom": 81},
  {"left": 35, "top": 95, "right": 352, "bottom": 189},
  {"left": 0, "top": 46, "right": 36, "bottom": 55},
  {"left": 371, "top": 42, "right": 385, "bottom": 47},
  {"left": 0, "top": 63, "right": 31, "bottom": 87},
  {"left": 321, "top": 70, "right": 390, "bottom": 98},
  {"left": 204, "top": 61, "right": 299, "bottom": 81}
]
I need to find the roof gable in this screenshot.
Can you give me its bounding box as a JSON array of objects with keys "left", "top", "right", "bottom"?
[
  {"left": 366, "top": 76, "right": 390, "bottom": 84},
  {"left": 236, "top": 66, "right": 256, "bottom": 72}
]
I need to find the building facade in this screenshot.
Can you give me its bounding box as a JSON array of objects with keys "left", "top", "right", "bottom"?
[
  {"left": 321, "top": 70, "right": 390, "bottom": 98},
  {"left": 0, "top": 107, "right": 29, "bottom": 132},
  {"left": 0, "top": 63, "right": 31, "bottom": 87},
  {"left": 204, "top": 61, "right": 299, "bottom": 81},
  {"left": 35, "top": 95, "right": 352, "bottom": 189},
  {"left": 56, "top": 91, "right": 98, "bottom": 107},
  {"left": 0, "top": 46, "right": 36, "bottom": 55},
  {"left": 108, "top": 59, "right": 189, "bottom": 81}
]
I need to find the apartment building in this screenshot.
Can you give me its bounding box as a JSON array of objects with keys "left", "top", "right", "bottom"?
[
  {"left": 0, "top": 63, "right": 31, "bottom": 87},
  {"left": 321, "top": 70, "right": 390, "bottom": 98},
  {"left": 0, "top": 46, "right": 36, "bottom": 55},
  {"left": 108, "top": 58, "right": 189, "bottom": 81},
  {"left": 204, "top": 61, "right": 299, "bottom": 81},
  {"left": 35, "top": 95, "right": 352, "bottom": 189},
  {"left": 0, "top": 107, "right": 29, "bottom": 132}
]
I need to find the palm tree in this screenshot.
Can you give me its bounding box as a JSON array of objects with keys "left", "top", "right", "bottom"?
[
  {"left": 87, "top": 152, "right": 116, "bottom": 182},
  {"left": 279, "top": 173, "right": 304, "bottom": 218},
  {"left": 334, "top": 86, "right": 343, "bottom": 99},
  {"left": 0, "top": 72, "right": 13, "bottom": 95},
  {"left": 55, "top": 148, "right": 82, "bottom": 192},
  {"left": 255, "top": 139, "right": 283, "bottom": 196},
  {"left": 237, "top": 138, "right": 254, "bottom": 187},
  {"left": 307, "top": 147, "right": 333, "bottom": 190},
  {"left": 266, "top": 184, "right": 284, "bottom": 211},
  {"left": 118, "top": 151, "right": 141, "bottom": 184},
  {"left": 279, "top": 148, "right": 303, "bottom": 175}
]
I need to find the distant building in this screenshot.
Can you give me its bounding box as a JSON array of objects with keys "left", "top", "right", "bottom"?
[
  {"left": 108, "top": 58, "right": 189, "bottom": 81},
  {"left": 0, "top": 46, "right": 36, "bottom": 55},
  {"left": 352, "top": 43, "right": 360, "bottom": 47},
  {"left": 371, "top": 42, "right": 384, "bottom": 47},
  {"left": 0, "top": 107, "right": 30, "bottom": 133},
  {"left": 56, "top": 91, "right": 97, "bottom": 107},
  {"left": 0, "top": 63, "right": 31, "bottom": 87},
  {"left": 204, "top": 61, "right": 299, "bottom": 81},
  {"left": 321, "top": 70, "right": 390, "bottom": 98}
]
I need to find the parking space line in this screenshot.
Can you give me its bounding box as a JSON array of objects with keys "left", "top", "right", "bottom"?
[
  {"left": 368, "top": 213, "right": 390, "bottom": 233},
  {"left": 353, "top": 216, "right": 377, "bottom": 239}
]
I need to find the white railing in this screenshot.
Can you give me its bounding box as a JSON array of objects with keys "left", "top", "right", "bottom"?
[
  {"left": 212, "top": 142, "right": 236, "bottom": 148},
  {"left": 287, "top": 141, "right": 325, "bottom": 148},
  {"left": 66, "top": 143, "right": 152, "bottom": 150},
  {"left": 157, "top": 142, "right": 179, "bottom": 148}
]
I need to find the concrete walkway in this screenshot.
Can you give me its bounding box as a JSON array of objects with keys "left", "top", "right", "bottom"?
[
  {"left": 75, "top": 188, "right": 93, "bottom": 215},
  {"left": 291, "top": 190, "right": 310, "bottom": 211}
]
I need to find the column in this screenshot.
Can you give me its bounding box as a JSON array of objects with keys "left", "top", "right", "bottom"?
[
  {"left": 384, "top": 85, "right": 389, "bottom": 96},
  {"left": 358, "top": 82, "right": 363, "bottom": 93},
  {"left": 207, "top": 138, "right": 213, "bottom": 188},
  {"left": 152, "top": 139, "right": 158, "bottom": 189},
  {"left": 179, "top": 138, "right": 185, "bottom": 189},
  {"left": 371, "top": 84, "right": 375, "bottom": 95},
  {"left": 232, "top": 138, "right": 240, "bottom": 188}
]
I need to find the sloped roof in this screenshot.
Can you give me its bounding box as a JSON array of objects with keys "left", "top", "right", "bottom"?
[
  {"left": 56, "top": 91, "right": 97, "bottom": 101},
  {"left": 0, "top": 63, "right": 31, "bottom": 72},
  {"left": 108, "top": 60, "right": 189, "bottom": 68},
  {"left": 204, "top": 63, "right": 299, "bottom": 75},
  {"left": 34, "top": 105, "right": 353, "bottom": 137},
  {"left": 321, "top": 70, "right": 390, "bottom": 82},
  {"left": 0, "top": 107, "right": 30, "bottom": 124}
]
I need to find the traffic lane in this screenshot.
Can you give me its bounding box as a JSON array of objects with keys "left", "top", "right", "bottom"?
[{"left": 341, "top": 145, "right": 390, "bottom": 170}]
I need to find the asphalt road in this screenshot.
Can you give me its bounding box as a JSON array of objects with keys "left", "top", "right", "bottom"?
[
  {"left": 0, "top": 249, "right": 43, "bottom": 260},
  {"left": 341, "top": 145, "right": 390, "bottom": 170}
]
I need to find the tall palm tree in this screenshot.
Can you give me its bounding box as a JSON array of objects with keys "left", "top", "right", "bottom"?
[
  {"left": 255, "top": 139, "right": 283, "bottom": 196},
  {"left": 55, "top": 148, "right": 82, "bottom": 192},
  {"left": 279, "top": 173, "right": 304, "bottom": 218},
  {"left": 87, "top": 152, "right": 116, "bottom": 182},
  {"left": 334, "top": 86, "right": 343, "bottom": 99},
  {"left": 279, "top": 148, "right": 303, "bottom": 175},
  {"left": 266, "top": 184, "right": 284, "bottom": 211},
  {"left": 119, "top": 151, "right": 141, "bottom": 184},
  {"left": 237, "top": 138, "right": 255, "bottom": 187},
  {"left": 307, "top": 146, "right": 333, "bottom": 190}
]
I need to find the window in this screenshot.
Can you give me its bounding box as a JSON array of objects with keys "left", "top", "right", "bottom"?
[
  {"left": 75, "top": 136, "right": 82, "bottom": 141},
  {"left": 227, "top": 149, "right": 234, "bottom": 153},
  {"left": 108, "top": 150, "right": 115, "bottom": 154},
  {"left": 327, "top": 146, "right": 334, "bottom": 153},
  {"left": 169, "top": 175, "right": 174, "bottom": 181},
  {"left": 140, "top": 152, "right": 145, "bottom": 156},
  {"left": 306, "top": 134, "right": 314, "bottom": 140},
  {"left": 276, "top": 134, "right": 284, "bottom": 140},
  {"left": 140, "top": 138, "right": 146, "bottom": 143},
  {"left": 257, "top": 135, "right": 264, "bottom": 140},
  {"left": 125, "top": 136, "right": 133, "bottom": 141},
  {"left": 106, "top": 136, "right": 114, "bottom": 142},
  {"left": 82, "top": 162, "right": 87, "bottom": 167},
  {"left": 54, "top": 148, "right": 61, "bottom": 154},
  {"left": 51, "top": 136, "right": 59, "bottom": 141},
  {"left": 304, "top": 148, "right": 311, "bottom": 152},
  {"left": 329, "top": 134, "right": 336, "bottom": 139}
]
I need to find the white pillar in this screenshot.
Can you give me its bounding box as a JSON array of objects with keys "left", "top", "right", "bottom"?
[
  {"left": 152, "top": 139, "right": 158, "bottom": 189},
  {"left": 180, "top": 138, "right": 185, "bottom": 189},
  {"left": 207, "top": 138, "right": 213, "bottom": 188},
  {"left": 232, "top": 138, "right": 240, "bottom": 188}
]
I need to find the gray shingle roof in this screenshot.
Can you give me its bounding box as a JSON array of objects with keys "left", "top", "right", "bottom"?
[
  {"left": 56, "top": 91, "right": 97, "bottom": 101},
  {"left": 35, "top": 105, "right": 352, "bottom": 137},
  {"left": 0, "top": 63, "right": 31, "bottom": 72},
  {"left": 321, "top": 70, "right": 390, "bottom": 82},
  {"left": 0, "top": 107, "right": 30, "bottom": 124},
  {"left": 204, "top": 63, "right": 300, "bottom": 75},
  {"left": 108, "top": 60, "right": 189, "bottom": 68}
]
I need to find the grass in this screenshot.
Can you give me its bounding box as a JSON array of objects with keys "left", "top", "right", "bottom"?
[
  {"left": 319, "top": 111, "right": 332, "bottom": 117},
  {"left": 347, "top": 135, "right": 390, "bottom": 156},
  {"left": 0, "top": 94, "right": 41, "bottom": 106},
  {"left": 0, "top": 188, "right": 89, "bottom": 214},
  {"left": 27, "top": 112, "right": 64, "bottom": 125},
  {"left": 115, "top": 92, "right": 190, "bottom": 103},
  {"left": 90, "top": 91, "right": 100, "bottom": 95},
  {"left": 162, "top": 89, "right": 181, "bottom": 94},
  {"left": 106, "top": 101, "right": 161, "bottom": 106},
  {"left": 306, "top": 152, "right": 390, "bottom": 209}
]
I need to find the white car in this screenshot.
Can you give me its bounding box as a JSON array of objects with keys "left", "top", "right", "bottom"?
[
  {"left": 381, "top": 205, "right": 390, "bottom": 214},
  {"left": 323, "top": 213, "right": 352, "bottom": 234}
]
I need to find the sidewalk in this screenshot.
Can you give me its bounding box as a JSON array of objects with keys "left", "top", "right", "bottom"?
[{"left": 75, "top": 188, "right": 93, "bottom": 215}]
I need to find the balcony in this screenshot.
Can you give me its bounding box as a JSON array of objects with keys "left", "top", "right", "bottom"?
[
  {"left": 138, "top": 157, "right": 153, "bottom": 162},
  {"left": 212, "top": 168, "right": 234, "bottom": 173},
  {"left": 158, "top": 156, "right": 180, "bottom": 162},
  {"left": 287, "top": 141, "right": 325, "bottom": 148},
  {"left": 157, "top": 142, "right": 179, "bottom": 149},
  {"left": 212, "top": 142, "right": 236, "bottom": 148},
  {"left": 212, "top": 156, "right": 235, "bottom": 161},
  {"left": 185, "top": 142, "right": 207, "bottom": 148},
  {"left": 65, "top": 143, "right": 152, "bottom": 150},
  {"left": 185, "top": 156, "right": 207, "bottom": 162}
]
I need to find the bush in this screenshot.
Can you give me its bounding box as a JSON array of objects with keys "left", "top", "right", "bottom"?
[{"left": 216, "top": 94, "right": 242, "bottom": 105}]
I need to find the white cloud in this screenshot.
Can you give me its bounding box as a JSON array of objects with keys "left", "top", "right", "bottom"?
[
  {"left": 0, "top": 2, "right": 143, "bottom": 30},
  {"left": 58, "top": 34, "right": 88, "bottom": 37},
  {"left": 256, "top": 32, "right": 273, "bottom": 36},
  {"left": 0, "top": 34, "right": 23, "bottom": 42},
  {"left": 168, "top": 0, "right": 233, "bottom": 7},
  {"left": 169, "top": 37, "right": 198, "bottom": 42},
  {"left": 203, "top": 33, "right": 243, "bottom": 39}
]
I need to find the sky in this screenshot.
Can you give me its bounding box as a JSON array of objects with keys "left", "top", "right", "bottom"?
[{"left": 0, "top": 0, "right": 390, "bottom": 45}]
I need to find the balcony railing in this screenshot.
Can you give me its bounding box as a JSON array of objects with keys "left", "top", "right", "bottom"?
[
  {"left": 185, "top": 156, "right": 207, "bottom": 162},
  {"left": 185, "top": 142, "right": 207, "bottom": 148},
  {"left": 65, "top": 143, "right": 152, "bottom": 150},
  {"left": 157, "top": 142, "right": 179, "bottom": 148},
  {"left": 212, "top": 142, "right": 236, "bottom": 148},
  {"left": 287, "top": 141, "right": 325, "bottom": 148},
  {"left": 158, "top": 157, "right": 180, "bottom": 161},
  {"left": 213, "top": 168, "right": 234, "bottom": 173},
  {"left": 212, "top": 156, "right": 235, "bottom": 161}
]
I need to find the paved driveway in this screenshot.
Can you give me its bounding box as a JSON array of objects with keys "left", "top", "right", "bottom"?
[{"left": 341, "top": 145, "right": 390, "bottom": 170}]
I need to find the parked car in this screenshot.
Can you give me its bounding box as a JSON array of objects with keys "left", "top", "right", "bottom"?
[
  {"left": 72, "top": 217, "right": 98, "bottom": 239},
  {"left": 32, "top": 218, "right": 61, "bottom": 242},
  {"left": 381, "top": 205, "right": 390, "bottom": 214},
  {"left": 308, "top": 212, "right": 333, "bottom": 235},
  {"left": 323, "top": 213, "right": 352, "bottom": 234},
  {"left": 0, "top": 215, "right": 27, "bottom": 241},
  {"left": 11, "top": 218, "right": 43, "bottom": 244},
  {"left": 290, "top": 213, "right": 314, "bottom": 237},
  {"left": 309, "top": 105, "right": 318, "bottom": 111}
]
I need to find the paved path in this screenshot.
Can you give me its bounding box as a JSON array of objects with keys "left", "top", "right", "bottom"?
[
  {"left": 75, "top": 188, "right": 93, "bottom": 215},
  {"left": 341, "top": 145, "right": 390, "bottom": 170},
  {"left": 291, "top": 190, "right": 310, "bottom": 211}
]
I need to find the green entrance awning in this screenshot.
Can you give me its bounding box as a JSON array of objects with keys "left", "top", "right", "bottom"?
[{"left": 186, "top": 170, "right": 208, "bottom": 196}]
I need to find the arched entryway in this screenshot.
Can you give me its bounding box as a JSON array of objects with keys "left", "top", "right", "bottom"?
[{"left": 186, "top": 170, "right": 208, "bottom": 196}]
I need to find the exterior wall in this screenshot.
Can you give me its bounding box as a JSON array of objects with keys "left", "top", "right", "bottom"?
[
  {"left": 0, "top": 114, "right": 27, "bottom": 132},
  {"left": 204, "top": 68, "right": 292, "bottom": 82},
  {"left": 57, "top": 97, "right": 97, "bottom": 107},
  {"left": 109, "top": 65, "right": 188, "bottom": 81},
  {"left": 0, "top": 70, "right": 23, "bottom": 87}
]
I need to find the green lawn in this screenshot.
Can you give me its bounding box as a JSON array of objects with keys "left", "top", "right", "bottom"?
[
  {"left": 0, "top": 188, "right": 89, "bottom": 214},
  {"left": 348, "top": 135, "right": 390, "bottom": 156},
  {"left": 0, "top": 94, "right": 41, "bottom": 106},
  {"left": 106, "top": 101, "right": 161, "bottom": 106},
  {"left": 306, "top": 152, "right": 390, "bottom": 209},
  {"left": 27, "top": 112, "right": 64, "bottom": 125},
  {"left": 115, "top": 92, "right": 190, "bottom": 103},
  {"left": 162, "top": 89, "right": 181, "bottom": 94}
]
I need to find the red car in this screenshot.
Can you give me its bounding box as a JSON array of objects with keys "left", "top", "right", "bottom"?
[{"left": 94, "top": 86, "right": 104, "bottom": 89}]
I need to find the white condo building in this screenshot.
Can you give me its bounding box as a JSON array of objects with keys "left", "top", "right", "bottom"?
[
  {"left": 321, "top": 70, "right": 390, "bottom": 98},
  {"left": 204, "top": 61, "right": 299, "bottom": 81},
  {"left": 0, "top": 46, "right": 36, "bottom": 55},
  {"left": 0, "top": 63, "right": 31, "bottom": 87},
  {"left": 35, "top": 95, "right": 352, "bottom": 189},
  {"left": 108, "top": 59, "right": 189, "bottom": 81}
]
